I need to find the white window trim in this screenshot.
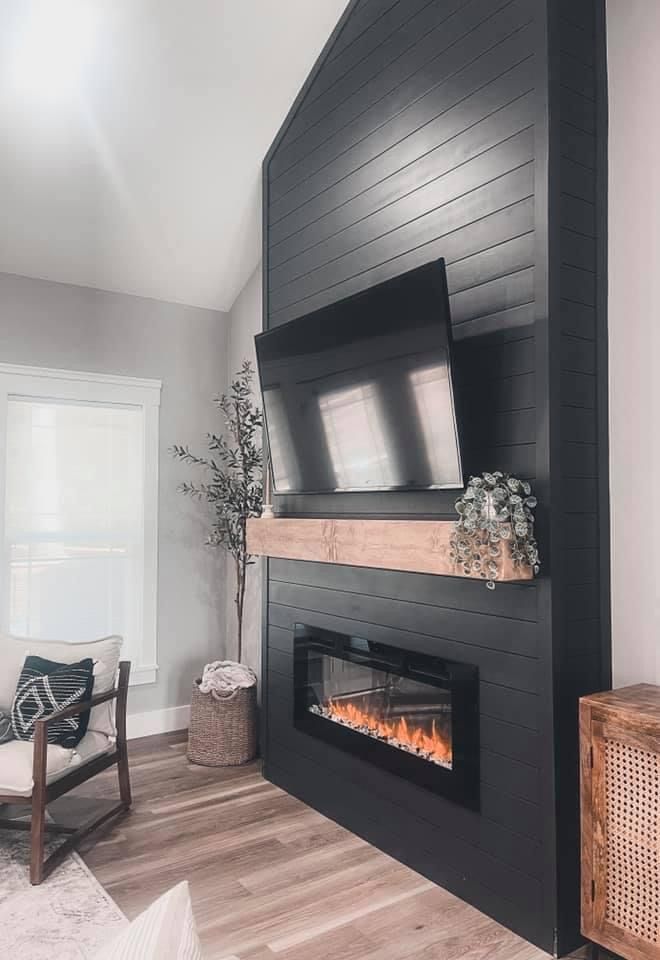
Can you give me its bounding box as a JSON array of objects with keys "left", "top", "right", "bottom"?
[{"left": 0, "top": 362, "right": 161, "bottom": 686}]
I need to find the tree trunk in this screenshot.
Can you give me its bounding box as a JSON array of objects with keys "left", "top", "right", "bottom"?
[
  {"left": 238, "top": 557, "right": 247, "bottom": 663},
  {"left": 234, "top": 555, "right": 243, "bottom": 664}
]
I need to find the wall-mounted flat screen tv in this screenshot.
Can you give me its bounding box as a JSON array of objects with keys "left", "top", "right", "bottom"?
[{"left": 255, "top": 259, "right": 463, "bottom": 494}]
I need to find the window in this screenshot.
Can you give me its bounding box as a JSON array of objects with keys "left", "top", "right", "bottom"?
[{"left": 0, "top": 364, "right": 161, "bottom": 684}]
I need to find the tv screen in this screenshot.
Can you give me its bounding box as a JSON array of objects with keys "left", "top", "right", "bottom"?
[{"left": 255, "top": 259, "right": 463, "bottom": 494}]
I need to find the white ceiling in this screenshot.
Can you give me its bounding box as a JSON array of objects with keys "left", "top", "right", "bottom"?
[{"left": 0, "top": 0, "right": 347, "bottom": 311}]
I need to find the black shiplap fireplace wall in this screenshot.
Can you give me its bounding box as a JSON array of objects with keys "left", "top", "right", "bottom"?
[{"left": 260, "top": 1, "right": 608, "bottom": 954}]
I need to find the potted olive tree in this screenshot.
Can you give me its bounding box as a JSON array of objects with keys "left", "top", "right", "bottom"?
[{"left": 171, "top": 360, "right": 263, "bottom": 765}]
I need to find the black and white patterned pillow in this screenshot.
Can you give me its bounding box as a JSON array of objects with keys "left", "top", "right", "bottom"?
[
  {"left": 0, "top": 710, "right": 12, "bottom": 743},
  {"left": 11, "top": 655, "right": 95, "bottom": 748}
]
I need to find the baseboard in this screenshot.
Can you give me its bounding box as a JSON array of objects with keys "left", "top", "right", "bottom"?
[{"left": 127, "top": 704, "right": 190, "bottom": 740}]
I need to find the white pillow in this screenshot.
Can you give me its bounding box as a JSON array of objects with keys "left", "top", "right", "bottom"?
[
  {"left": 94, "top": 882, "right": 202, "bottom": 960},
  {"left": 0, "top": 634, "right": 122, "bottom": 738}
]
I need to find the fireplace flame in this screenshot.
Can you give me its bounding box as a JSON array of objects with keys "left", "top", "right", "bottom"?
[{"left": 323, "top": 697, "right": 452, "bottom": 767}]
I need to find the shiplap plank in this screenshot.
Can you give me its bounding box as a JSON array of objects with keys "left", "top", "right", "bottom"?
[
  {"left": 270, "top": 59, "right": 536, "bottom": 254},
  {"left": 268, "top": 557, "right": 538, "bottom": 620},
  {"left": 270, "top": 127, "right": 535, "bottom": 298},
  {"left": 304, "top": 0, "right": 436, "bottom": 108},
  {"left": 268, "top": 595, "right": 539, "bottom": 693},
  {"left": 275, "top": 0, "right": 466, "bottom": 163},
  {"left": 270, "top": 165, "right": 534, "bottom": 325},
  {"left": 271, "top": 0, "right": 533, "bottom": 194}
]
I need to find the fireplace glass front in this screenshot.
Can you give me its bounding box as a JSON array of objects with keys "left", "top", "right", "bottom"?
[{"left": 294, "top": 624, "right": 479, "bottom": 809}]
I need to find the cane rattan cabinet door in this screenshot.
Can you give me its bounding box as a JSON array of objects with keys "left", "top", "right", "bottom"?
[{"left": 581, "top": 687, "right": 660, "bottom": 960}]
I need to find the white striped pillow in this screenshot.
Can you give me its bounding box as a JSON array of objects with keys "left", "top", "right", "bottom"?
[
  {"left": 94, "top": 882, "right": 202, "bottom": 960},
  {"left": 11, "top": 655, "right": 95, "bottom": 747}
]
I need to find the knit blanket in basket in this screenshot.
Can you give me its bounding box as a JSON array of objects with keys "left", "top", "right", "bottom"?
[{"left": 199, "top": 661, "right": 257, "bottom": 700}]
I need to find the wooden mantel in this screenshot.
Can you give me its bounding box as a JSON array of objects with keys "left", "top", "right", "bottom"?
[{"left": 246, "top": 517, "right": 534, "bottom": 583}]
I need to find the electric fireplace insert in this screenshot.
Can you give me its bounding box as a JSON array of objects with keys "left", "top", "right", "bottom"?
[{"left": 294, "top": 624, "right": 480, "bottom": 809}]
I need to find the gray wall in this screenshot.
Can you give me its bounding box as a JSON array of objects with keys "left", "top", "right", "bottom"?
[
  {"left": 607, "top": 0, "right": 660, "bottom": 688},
  {"left": 0, "top": 271, "right": 229, "bottom": 716},
  {"left": 225, "top": 264, "right": 262, "bottom": 679}
]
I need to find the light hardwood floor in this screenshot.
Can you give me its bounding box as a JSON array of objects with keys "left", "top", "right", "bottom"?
[{"left": 57, "top": 732, "right": 589, "bottom": 959}]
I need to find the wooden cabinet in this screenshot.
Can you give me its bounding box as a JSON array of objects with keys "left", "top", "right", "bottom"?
[{"left": 581, "top": 685, "right": 660, "bottom": 960}]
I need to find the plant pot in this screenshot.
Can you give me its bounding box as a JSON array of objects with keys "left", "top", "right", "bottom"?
[{"left": 187, "top": 678, "right": 257, "bottom": 766}]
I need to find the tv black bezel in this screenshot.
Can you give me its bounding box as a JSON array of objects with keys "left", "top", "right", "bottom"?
[{"left": 255, "top": 258, "right": 464, "bottom": 496}]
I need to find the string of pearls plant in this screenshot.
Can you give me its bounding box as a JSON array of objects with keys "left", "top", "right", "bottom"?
[{"left": 449, "top": 472, "right": 540, "bottom": 589}]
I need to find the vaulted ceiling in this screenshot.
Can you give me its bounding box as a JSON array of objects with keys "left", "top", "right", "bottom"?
[{"left": 0, "top": 0, "right": 347, "bottom": 311}]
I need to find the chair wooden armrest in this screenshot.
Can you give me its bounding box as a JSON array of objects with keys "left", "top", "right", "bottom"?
[
  {"left": 32, "top": 660, "right": 131, "bottom": 775},
  {"left": 34, "top": 686, "right": 119, "bottom": 727},
  {"left": 29, "top": 689, "right": 119, "bottom": 799},
  {"left": 0, "top": 660, "right": 133, "bottom": 885}
]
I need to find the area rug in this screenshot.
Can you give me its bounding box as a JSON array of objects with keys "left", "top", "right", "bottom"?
[{"left": 0, "top": 828, "right": 127, "bottom": 959}]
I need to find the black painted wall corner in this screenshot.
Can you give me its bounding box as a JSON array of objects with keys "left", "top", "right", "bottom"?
[{"left": 260, "top": 1, "right": 609, "bottom": 954}]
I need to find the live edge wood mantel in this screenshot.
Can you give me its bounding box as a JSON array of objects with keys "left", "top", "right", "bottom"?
[{"left": 246, "top": 518, "right": 533, "bottom": 583}]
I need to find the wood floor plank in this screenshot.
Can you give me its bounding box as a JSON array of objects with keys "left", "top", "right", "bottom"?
[{"left": 34, "top": 730, "right": 590, "bottom": 959}]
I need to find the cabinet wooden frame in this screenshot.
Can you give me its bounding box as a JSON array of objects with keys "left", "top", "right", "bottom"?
[{"left": 581, "top": 685, "right": 660, "bottom": 960}]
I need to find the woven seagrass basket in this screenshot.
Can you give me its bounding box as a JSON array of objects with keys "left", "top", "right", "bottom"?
[{"left": 187, "top": 679, "right": 257, "bottom": 766}]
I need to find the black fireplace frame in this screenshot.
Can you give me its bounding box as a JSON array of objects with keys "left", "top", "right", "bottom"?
[{"left": 293, "top": 623, "right": 480, "bottom": 810}]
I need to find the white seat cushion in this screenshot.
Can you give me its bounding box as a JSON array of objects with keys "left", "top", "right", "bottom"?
[
  {"left": 0, "top": 634, "right": 122, "bottom": 739},
  {"left": 94, "top": 881, "right": 202, "bottom": 960},
  {"left": 0, "top": 730, "right": 113, "bottom": 797}
]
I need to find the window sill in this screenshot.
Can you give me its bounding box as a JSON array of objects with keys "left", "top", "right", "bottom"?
[{"left": 130, "top": 664, "right": 158, "bottom": 686}]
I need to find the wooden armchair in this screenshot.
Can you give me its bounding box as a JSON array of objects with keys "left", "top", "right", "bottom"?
[{"left": 0, "top": 661, "right": 131, "bottom": 884}]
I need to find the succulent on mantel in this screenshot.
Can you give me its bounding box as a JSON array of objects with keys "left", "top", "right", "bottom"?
[{"left": 449, "top": 472, "right": 540, "bottom": 588}]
